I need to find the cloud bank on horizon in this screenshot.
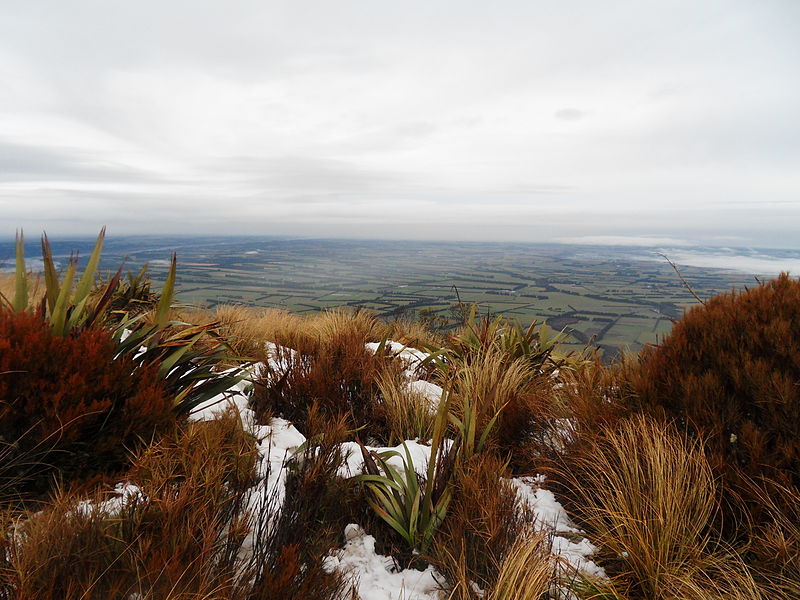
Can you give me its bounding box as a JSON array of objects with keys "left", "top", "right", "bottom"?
[{"left": 0, "top": 1, "right": 798, "bottom": 247}]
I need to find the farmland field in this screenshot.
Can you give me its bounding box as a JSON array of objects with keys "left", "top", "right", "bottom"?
[{"left": 1, "top": 236, "right": 775, "bottom": 360}]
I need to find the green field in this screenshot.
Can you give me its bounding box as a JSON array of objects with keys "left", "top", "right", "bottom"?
[
  {"left": 112, "top": 238, "right": 756, "bottom": 361},
  {"left": 3, "top": 236, "right": 761, "bottom": 361}
]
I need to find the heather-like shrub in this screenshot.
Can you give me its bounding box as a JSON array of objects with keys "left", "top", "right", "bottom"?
[
  {"left": 630, "top": 273, "right": 800, "bottom": 518},
  {"left": 2, "top": 411, "right": 256, "bottom": 600},
  {"left": 0, "top": 311, "right": 174, "bottom": 499},
  {"left": 251, "top": 329, "right": 402, "bottom": 442},
  {"left": 433, "top": 454, "right": 532, "bottom": 599}
]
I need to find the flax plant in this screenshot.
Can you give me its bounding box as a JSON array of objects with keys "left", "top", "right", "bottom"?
[{"left": 357, "top": 389, "right": 454, "bottom": 553}]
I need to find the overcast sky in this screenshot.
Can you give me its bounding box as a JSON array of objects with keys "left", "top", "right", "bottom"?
[{"left": 1, "top": 1, "right": 798, "bottom": 247}]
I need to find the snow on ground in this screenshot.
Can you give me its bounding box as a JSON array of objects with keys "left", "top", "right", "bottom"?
[
  {"left": 508, "top": 476, "right": 606, "bottom": 580},
  {"left": 186, "top": 358, "right": 447, "bottom": 599},
  {"left": 338, "top": 439, "right": 438, "bottom": 479},
  {"left": 176, "top": 341, "right": 604, "bottom": 598},
  {"left": 74, "top": 482, "right": 144, "bottom": 517},
  {"left": 406, "top": 379, "right": 444, "bottom": 408},
  {"left": 324, "top": 524, "right": 443, "bottom": 600},
  {"left": 365, "top": 341, "right": 428, "bottom": 374}
]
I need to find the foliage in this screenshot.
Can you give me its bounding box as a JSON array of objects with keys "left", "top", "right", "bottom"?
[
  {"left": 251, "top": 327, "right": 402, "bottom": 441},
  {"left": 357, "top": 391, "right": 454, "bottom": 554},
  {"left": 433, "top": 454, "right": 535, "bottom": 598},
  {"left": 552, "top": 414, "right": 762, "bottom": 599},
  {"left": 630, "top": 273, "right": 800, "bottom": 529},
  {"left": 0, "top": 410, "right": 256, "bottom": 600},
  {"left": 0, "top": 310, "right": 174, "bottom": 499},
  {"left": 99, "top": 264, "right": 158, "bottom": 323},
  {"left": 1, "top": 229, "right": 123, "bottom": 335},
  {"left": 2, "top": 228, "right": 246, "bottom": 417}
]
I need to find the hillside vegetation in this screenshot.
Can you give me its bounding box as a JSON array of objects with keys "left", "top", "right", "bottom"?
[{"left": 0, "top": 232, "right": 797, "bottom": 600}]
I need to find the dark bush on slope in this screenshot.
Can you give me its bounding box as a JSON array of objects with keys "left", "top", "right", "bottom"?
[
  {"left": 251, "top": 328, "right": 403, "bottom": 443},
  {"left": 1, "top": 411, "right": 257, "bottom": 600},
  {"left": 630, "top": 273, "right": 800, "bottom": 528},
  {"left": 0, "top": 310, "right": 175, "bottom": 500},
  {"left": 432, "top": 454, "right": 534, "bottom": 599}
]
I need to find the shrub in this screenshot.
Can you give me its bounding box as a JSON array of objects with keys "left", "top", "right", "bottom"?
[
  {"left": 630, "top": 273, "right": 800, "bottom": 523},
  {"left": 251, "top": 328, "right": 402, "bottom": 442},
  {"left": 1, "top": 410, "right": 257, "bottom": 600},
  {"left": 0, "top": 311, "right": 174, "bottom": 499},
  {"left": 433, "top": 454, "right": 533, "bottom": 599}
]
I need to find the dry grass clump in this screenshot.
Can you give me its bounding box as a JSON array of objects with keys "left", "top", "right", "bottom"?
[
  {"left": 745, "top": 481, "right": 800, "bottom": 599},
  {"left": 304, "top": 307, "right": 387, "bottom": 343},
  {"left": 374, "top": 370, "right": 436, "bottom": 444},
  {"left": 445, "top": 345, "right": 554, "bottom": 469},
  {"left": 488, "top": 531, "right": 553, "bottom": 600},
  {"left": 553, "top": 414, "right": 763, "bottom": 599},
  {"left": 1, "top": 410, "right": 256, "bottom": 599},
  {"left": 387, "top": 317, "right": 443, "bottom": 349},
  {"left": 178, "top": 305, "right": 305, "bottom": 360},
  {"left": 0, "top": 273, "right": 44, "bottom": 309}
]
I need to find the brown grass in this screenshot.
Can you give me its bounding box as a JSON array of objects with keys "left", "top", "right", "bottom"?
[
  {"left": 446, "top": 346, "right": 554, "bottom": 468},
  {"left": 553, "top": 414, "right": 765, "bottom": 599},
  {"left": 387, "top": 317, "right": 443, "bottom": 348},
  {"left": 433, "top": 454, "right": 533, "bottom": 599},
  {"left": 0, "top": 273, "right": 44, "bottom": 309},
  {"left": 488, "top": 530, "right": 553, "bottom": 600},
  {"left": 745, "top": 481, "right": 800, "bottom": 599},
  {"left": 374, "top": 370, "right": 436, "bottom": 444},
  {"left": 1, "top": 410, "right": 256, "bottom": 599}
]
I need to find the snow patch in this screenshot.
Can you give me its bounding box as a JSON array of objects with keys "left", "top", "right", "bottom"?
[
  {"left": 508, "top": 476, "right": 606, "bottom": 580},
  {"left": 324, "top": 524, "right": 443, "bottom": 600}
]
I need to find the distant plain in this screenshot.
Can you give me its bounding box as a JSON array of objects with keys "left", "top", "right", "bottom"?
[{"left": 4, "top": 236, "right": 795, "bottom": 359}]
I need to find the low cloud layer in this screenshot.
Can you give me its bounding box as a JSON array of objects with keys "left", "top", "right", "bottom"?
[{"left": 0, "top": 1, "right": 798, "bottom": 247}]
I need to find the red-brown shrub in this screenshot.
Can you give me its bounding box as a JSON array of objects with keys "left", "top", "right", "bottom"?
[
  {"left": 630, "top": 273, "right": 800, "bottom": 528},
  {"left": 251, "top": 330, "right": 402, "bottom": 442},
  {"left": 0, "top": 310, "right": 175, "bottom": 499}
]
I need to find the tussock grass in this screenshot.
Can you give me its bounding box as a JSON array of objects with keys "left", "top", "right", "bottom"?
[
  {"left": 745, "top": 481, "right": 800, "bottom": 599},
  {"left": 304, "top": 307, "right": 386, "bottom": 343},
  {"left": 554, "top": 414, "right": 764, "bottom": 599},
  {"left": 387, "top": 317, "right": 443, "bottom": 348},
  {"left": 488, "top": 530, "right": 553, "bottom": 600},
  {"left": 0, "top": 273, "right": 44, "bottom": 309},
  {"left": 446, "top": 345, "right": 553, "bottom": 467},
  {"left": 375, "top": 370, "right": 435, "bottom": 444},
  {"left": 433, "top": 454, "right": 533, "bottom": 599}
]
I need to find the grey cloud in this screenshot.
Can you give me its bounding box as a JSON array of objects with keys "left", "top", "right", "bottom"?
[
  {"left": 0, "top": 141, "right": 162, "bottom": 183},
  {"left": 554, "top": 108, "right": 586, "bottom": 122}
]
